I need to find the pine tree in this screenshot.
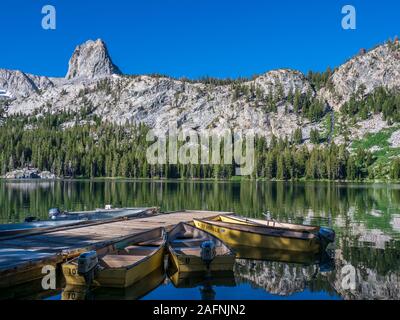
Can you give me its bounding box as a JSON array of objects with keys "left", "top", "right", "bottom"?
[
  {"left": 310, "top": 129, "right": 320, "bottom": 144},
  {"left": 293, "top": 128, "right": 303, "bottom": 144},
  {"left": 391, "top": 159, "right": 400, "bottom": 180}
]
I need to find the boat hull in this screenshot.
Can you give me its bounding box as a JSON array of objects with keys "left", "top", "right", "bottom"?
[
  {"left": 168, "top": 223, "right": 235, "bottom": 273},
  {"left": 62, "top": 266, "right": 166, "bottom": 300},
  {"left": 63, "top": 245, "right": 164, "bottom": 288},
  {"left": 219, "top": 215, "right": 320, "bottom": 232},
  {"left": 62, "top": 228, "right": 166, "bottom": 288},
  {"left": 169, "top": 249, "right": 235, "bottom": 273},
  {"left": 193, "top": 219, "right": 322, "bottom": 253},
  {"left": 0, "top": 208, "right": 152, "bottom": 239}
]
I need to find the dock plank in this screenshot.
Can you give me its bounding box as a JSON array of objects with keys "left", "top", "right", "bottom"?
[{"left": 0, "top": 210, "right": 226, "bottom": 287}]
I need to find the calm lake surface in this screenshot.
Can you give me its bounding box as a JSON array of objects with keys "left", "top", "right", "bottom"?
[{"left": 1, "top": 180, "right": 399, "bottom": 300}]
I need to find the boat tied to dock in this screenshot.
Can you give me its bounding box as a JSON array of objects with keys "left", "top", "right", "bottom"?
[
  {"left": 193, "top": 215, "right": 335, "bottom": 253},
  {"left": 0, "top": 206, "right": 151, "bottom": 239},
  {"left": 167, "top": 223, "right": 235, "bottom": 273},
  {"left": 62, "top": 227, "right": 167, "bottom": 288}
]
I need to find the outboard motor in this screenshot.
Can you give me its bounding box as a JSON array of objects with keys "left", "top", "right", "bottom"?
[
  {"left": 318, "top": 227, "right": 336, "bottom": 251},
  {"left": 77, "top": 251, "right": 100, "bottom": 285},
  {"left": 318, "top": 227, "right": 336, "bottom": 243},
  {"left": 200, "top": 241, "right": 216, "bottom": 268},
  {"left": 48, "top": 208, "right": 62, "bottom": 220}
]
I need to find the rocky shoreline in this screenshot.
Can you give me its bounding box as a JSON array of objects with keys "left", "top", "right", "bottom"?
[{"left": 1, "top": 168, "right": 57, "bottom": 180}]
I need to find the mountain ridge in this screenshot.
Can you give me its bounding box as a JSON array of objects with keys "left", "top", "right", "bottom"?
[{"left": 1, "top": 38, "right": 400, "bottom": 148}]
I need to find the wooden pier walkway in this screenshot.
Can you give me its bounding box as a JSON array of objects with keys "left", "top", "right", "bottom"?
[{"left": 0, "top": 209, "right": 230, "bottom": 288}]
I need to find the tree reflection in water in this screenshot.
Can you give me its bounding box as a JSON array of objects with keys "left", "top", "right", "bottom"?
[{"left": 1, "top": 180, "right": 399, "bottom": 299}]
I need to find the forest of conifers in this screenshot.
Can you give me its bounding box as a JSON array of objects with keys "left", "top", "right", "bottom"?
[{"left": 0, "top": 84, "right": 400, "bottom": 180}]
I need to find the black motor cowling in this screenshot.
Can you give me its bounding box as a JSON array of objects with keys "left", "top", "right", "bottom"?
[
  {"left": 78, "top": 251, "right": 100, "bottom": 286},
  {"left": 200, "top": 241, "right": 216, "bottom": 267},
  {"left": 318, "top": 227, "right": 336, "bottom": 243}
]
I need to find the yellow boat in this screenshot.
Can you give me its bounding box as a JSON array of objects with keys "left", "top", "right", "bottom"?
[
  {"left": 167, "top": 223, "right": 235, "bottom": 273},
  {"left": 193, "top": 215, "right": 335, "bottom": 253},
  {"left": 218, "top": 215, "right": 320, "bottom": 232},
  {"left": 62, "top": 266, "right": 166, "bottom": 300},
  {"left": 62, "top": 227, "right": 166, "bottom": 288}
]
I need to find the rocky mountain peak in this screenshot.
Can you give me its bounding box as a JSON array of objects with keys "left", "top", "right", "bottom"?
[
  {"left": 2, "top": 39, "right": 400, "bottom": 150},
  {"left": 65, "top": 39, "right": 122, "bottom": 80},
  {"left": 319, "top": 43, "right": 400, "bottom": 111},
  {"left": 0, "top": 69, "right": 54, "bottom": 98},
  {"left": 255, "top": 69, "right": 314, "bottom": 97}
]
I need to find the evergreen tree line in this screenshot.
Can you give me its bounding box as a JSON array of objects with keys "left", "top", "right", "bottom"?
[
  {"left": 341, "top": 86, "right": 400, "bottom": 124},
  {"left": 231, "top": 82, "right": 326, "bottom": 122},
  {"left": 1, "top": 113, "right": 400, "bottom": 180},
  {"left": 306, "top": 67, "right": 335, "bottom": 91}
]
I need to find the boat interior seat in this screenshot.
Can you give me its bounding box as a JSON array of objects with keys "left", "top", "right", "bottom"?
[
  {"left": 100, "top": 254, "right": 146, "bottom": 268},
  {"left": 210, "top": 220, "right": 314, "bottom": 239},
  {"left": 173, "top": 248, "right": 202, "bottom": 256},
  {"left": 171, "top": 238, "right": 210, "bottom": 248},
  {"left": 174, "top": 247, "right": 227, "bottom": 257},
  {"left": 120, "top": 245, "right": 157, "bottom": 256},
  {"left": 174, "top": 231, "right": 194, "bottom": 239},
  {"left": 171, "top": 237, "right": 209, "bottom": 243},
  {"left": 136, "top": 239, "right": 164, "bottom": 246}
]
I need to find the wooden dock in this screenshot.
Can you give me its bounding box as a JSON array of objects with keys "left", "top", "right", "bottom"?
[{"left": 0, "top": 209, "right": 231, "bottom": 288}]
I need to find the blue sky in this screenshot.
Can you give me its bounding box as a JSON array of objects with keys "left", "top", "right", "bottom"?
[{"left": 0, "top": 0, "right": 399, "bottom": 78}]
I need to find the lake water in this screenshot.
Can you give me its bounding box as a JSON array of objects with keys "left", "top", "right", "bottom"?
[{"left": 1, "top": 180, "right": 399, "bottom": 300}]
